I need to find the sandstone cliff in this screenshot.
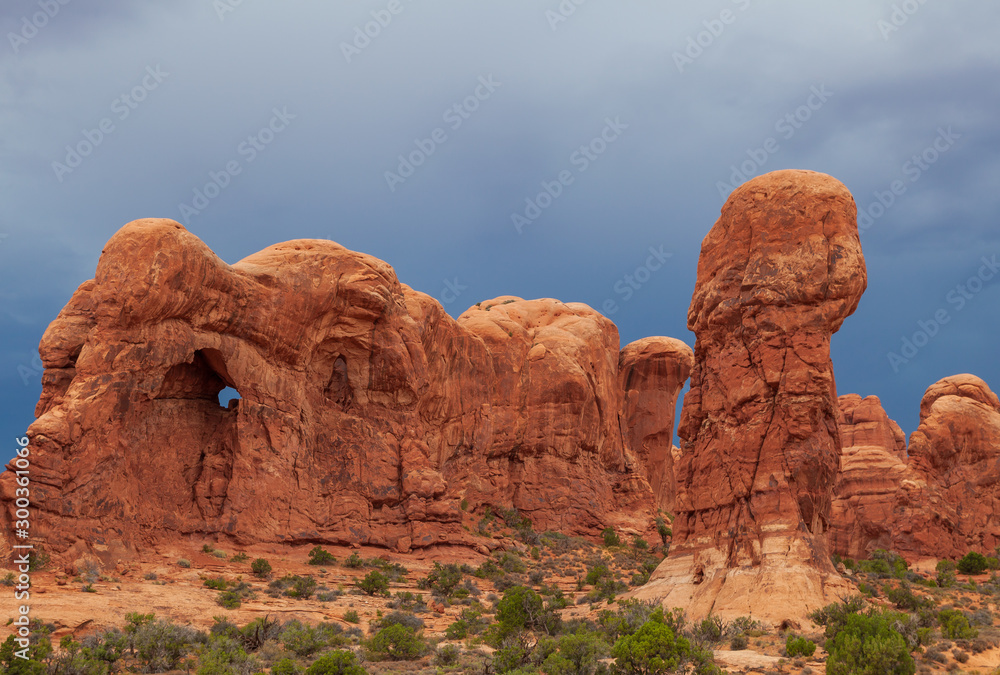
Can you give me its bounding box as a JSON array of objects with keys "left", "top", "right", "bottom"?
[{"left": 0, "top": 220, "right": 692, "bottom": 564}]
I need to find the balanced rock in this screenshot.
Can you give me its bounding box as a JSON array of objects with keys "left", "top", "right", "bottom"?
[
  {"left": 0, "top": 219, "right": 692, "bottom": 563},
  {"left": 634, "top": 170, "right": 864, "bottom": 623}
]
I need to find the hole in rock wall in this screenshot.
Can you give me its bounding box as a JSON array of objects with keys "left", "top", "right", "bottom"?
[{"left": 218, "top": 386, "right": 241, "bottom": 409}]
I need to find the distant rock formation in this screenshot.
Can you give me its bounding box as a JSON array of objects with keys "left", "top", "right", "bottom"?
[
  {"left": 618, "top": 337, "right": 693, "bottom": 513},
  {"left": 830, "top": 375, "right": 1000, "bottom": 562},
  {"left": 634, "top": 169, "right": 864, "bottom": 623},
  {"left": 829, "top": 395, "right": 910, "bottom": 560},
  {"left": 0, "top": 219, "right": 693, "bottom": 564}
]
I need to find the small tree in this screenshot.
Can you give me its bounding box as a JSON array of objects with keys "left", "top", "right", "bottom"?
[
  {"left": 611, "top": 608, "right": 693, "bottom": 674},
  {"left": 957, "top": 551, "right": 988, "bottom": 575},
  {"left": 251, "top": 558, "right": 272, "bottom": 579},
  {"left": 825, "top": 611, "right": 915, "bottom": 675},
  {"left": 357, "top": 570, "right": 389, "bottom": 596},
  {"left": 364, "top": 624, "right": 426, "bottom": 662},
  {"left": 602, "top": 527, "right": 621, "bottom": 547},
  {"left": 308, "top": 546, "right": 337, "bottom": 566}
]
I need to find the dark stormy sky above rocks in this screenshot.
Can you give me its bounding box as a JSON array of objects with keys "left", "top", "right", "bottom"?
[{"left": 1, "top": 1, "right": 999, "bottom": 446}]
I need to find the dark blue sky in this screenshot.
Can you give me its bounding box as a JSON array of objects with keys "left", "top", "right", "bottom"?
[{"left": 2, "top": 1, "right": 998, "bottom": 448}]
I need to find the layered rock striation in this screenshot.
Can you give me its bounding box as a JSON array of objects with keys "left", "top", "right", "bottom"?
[
  {"left": 0, "top": 219, "right": 692, "bottom": 563},
  {"left": 635, "top": 169, "right": 864, "bottom": 623}
]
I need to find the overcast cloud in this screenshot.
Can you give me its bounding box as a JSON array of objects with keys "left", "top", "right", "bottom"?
[{"left": 2, "top": 0, "right": 999, "bottom": 443}]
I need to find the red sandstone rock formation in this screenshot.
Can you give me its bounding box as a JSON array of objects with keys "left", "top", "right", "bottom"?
[
  {"left": 893, "top": 374, "right": 1000, "bottom": 559},
  {"left": 0, "top": 219, "right": 692, "bottom": 564},
  {"left": 634, "top": 169, "right": 863, "bottom": 623},
  {"left": 829, "top": 394, "right": 909, "bottom": 560},
  {"left": 618, "top": 337, "right": 693, "bottom": 513},
  {"left": 828, "top": 376, "right": 1000, "bottom": 562}
]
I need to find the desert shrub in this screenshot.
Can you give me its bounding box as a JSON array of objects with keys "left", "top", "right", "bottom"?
[
  {"left": 596, "top": 599, "right": 663, "bottom": 641},
  {"left": 785, "top": 635, "right": 817, "bottom": 658},
  {"left": 305, "top": 650, "right": 368, "bottom": 675},
  {"left": 656, "top": 514, "right": 672, "bottom": 546},
  {"left": 434, "top": 644, "right": 461, "bottom": 666},
  {"left": 130, "top": 617, "right": 206, "bottom": 672},
  {"left": 602, "top": 527, "right": 621, "bottom": 547},
  {"left": 276, "top": 575, "right": 318, "bottom": 599},
  {"left": 885, "top": 582, "right": 929, "bottom": 611},
  {"left": 611, "top": 607, "right": 719, "bottom": 674},
  {"left": 540, "top": 630, "right": 608, "bottom": 675},
  {"left": 343, "top": 553, "right": 364, "bottom": 569},
  {"left": 938, "top": 609, "right": 978, "bottom": 639},
  {"left": 1, "top": 633, "right": 52, "bottom": 675},
  {"left": 418, "top": 562, "right": 463, "bottom": 597},
  {"left": 497, "top": 551, "right": 527, "bottom": 574},
  {"left": 388, "top": 590, "right": 426, "bottom": 611},
  {"left": 250, "top": 558, "right": 272, "bottom": 579},
  {"left": 730, "top": 634, "right": 748, "bottom": 650},
  {"left": 229, "top": 552, "right": 249, "bottom": 563},
  {"left": 280, "top": 620, "right": 345, "bottom": 657},
  {"left": 357, "top": 570, "right": 389, "bottom": 596},
  {"left": 307, "top": 546, "right": 337, "bottom": 566},
  {"left": 272, "top": 657, "right": 300, "bottom": 675},
  {"left": 495, "top": 585, "right": 561, "bottom": 638},
  {"left": 343, "top": 610, "right": 360, "bottom": 624},
  {"left": 692, "top": 616, "right": 725, "bottom": 646},
  {"left": 196, "top": 635, "right": 261, "bottom": 675},
  {"left": 375, "top": 611, "right": 425, "bottom": 632},
  {"left": 203, "top": 576, "right": 229, "bottom": 590},
  {"left": 587, "top": 577, "right": 629, "bottom": 603},
  {"left": 810, "top": 596, "right": 868, "bottom": 639},
  {"left": 178, "top": 558, "right": 191, "bottom": 568},
  {"left": 824, "top": 611, "right": 915, "bottom": 675},
  {"left": 958, "top": 551, "right": 989, "bottom": 575},
  {"left": 364, "top": 624, "right": 427, "bottom": 661}
]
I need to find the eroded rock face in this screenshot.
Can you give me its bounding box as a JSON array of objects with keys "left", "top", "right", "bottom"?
[
  {"left": 829, "top": 395, "right": 909, "bottom": 560},
  {"left": 893, "top": 375, "right": 1000, "bottom": 559},
  {"left": 634, "top": 169, "right": 864, "bottom": 623},
  {"left": 618, "top": 337, "right": 694, "bottom": 512},
  {"left": 829, "top": 377, "right": 1000, "bottom": 562},
  {"left": 0, "top": 219, "right": 692, "bottom": 563}
]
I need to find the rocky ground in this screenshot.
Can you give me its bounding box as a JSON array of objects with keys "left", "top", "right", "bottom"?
[{"left": 5, "top": 514, "right": 1000, "bottom": 674}]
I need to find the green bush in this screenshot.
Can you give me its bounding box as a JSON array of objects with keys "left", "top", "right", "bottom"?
[
  {"left": 938, "top": 609, "right": 978, "bottom": 639},
  {"left": 344, "top": 553, "right": 364, "bottom": 569},
  {"left": 434, "top": 644, "right": 461, "bottom": 666},
  {"left": 343, "top": 610, "right": 360, "bottom": 624},
  {"left": 958, "top": 551, "right": 989, "bottom": 575},
  {"left": 611, "top": 607, "right": 709, "bottom": 674},
  {"left": 1, "top": 633, "right": 52, "bottom": 675},
  {"left": 357, "top": 570, "right": 389, "bottom": 596},
  {"left": 541, "top": 630, "right": 608, "bottom": 675},
  {"left": 308, "top": 546, "right": 337, "bottom": 566},
  {"left": 824, "top": 611, "right": 915, "bottom": 675},
  {"left": 785, "top": 634, "right": 816, "bottom": 658},
  {"left": 418, "top": 562, "right": 463, "bottom": 597},
  {"left": 306, "top": 650, "right": 368, "bottom": 675},
  {"left": 203, "top": 575, "right": 229, "bottom": 590},
  {"left": 495, "top": 586, "right": 561, "bottom": 638},
  {"left": 602, "top": 527, "right": 621, "bottom": 547},
  {"left": 364, "top": 624, "right": 427, "bottom": 661},
  {"left": 272, "top": 657, "right": 301, "bottom": 675},
  {"left": 251, "top": 558, "right": 272, "bottom": 578}
]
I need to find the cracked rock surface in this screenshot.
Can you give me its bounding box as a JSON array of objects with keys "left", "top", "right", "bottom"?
[
  {"left": 633, "top": 169, "right": 864, "bottom": 624},
  {"left": 0, "top": 219, "right": 693, "bottom": 564}
]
